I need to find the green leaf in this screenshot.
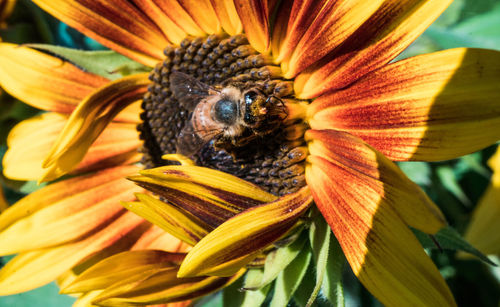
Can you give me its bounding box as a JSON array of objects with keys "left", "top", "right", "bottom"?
[
  {"left": 321, "top": 236, "right": 345, "bottom": 307},
  {"left": 292, "top": 261, "right": 317, "bottom": 307},
  {"left": 270, "top": 244, "right": 312, "bottom": 307},
  {"left": 306, "top": 213, "right": 331, "bottom": 307},
  {"left": 223, "top": 274, "right": 245, "bottom": 307},
  {"left": 25, "top": 44, "right": 150, "bottom": 80},
  {"left": 242, "top": 268, "right": 264, "bottom": 290},
  {"left": 413, "top": 226, "right": 496, "bottom": 266},
  {"left": 436, "top": 166, "right": 471, "bottom": 206},
  {"left": 397, "top": 161, "right": 431, "bottom": 186},
  {"left": 248, "top": 232, "right": 307, "bottom": 290},
  {"left": 240, "top": 270, "right": 271, "bottom": 307}
]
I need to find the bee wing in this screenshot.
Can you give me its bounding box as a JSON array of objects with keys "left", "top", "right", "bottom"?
[
  {"left": 176, "top": 120, "right": 221, "bottom": 157},
  {"left": 170, "top": 71, "right": 214, "bottom": 111}
]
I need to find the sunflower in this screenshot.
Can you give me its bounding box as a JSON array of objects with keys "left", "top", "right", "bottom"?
[
  {"left": 1, "top": 0, "right": 500, "bottom": 306},
  {"left": 463, "top": 147, "right": 500, "bottom": 257}
]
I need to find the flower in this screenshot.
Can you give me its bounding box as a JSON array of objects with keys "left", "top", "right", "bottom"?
[
  {"left": 463, "top": 147, "right": 500, "bottom": 256},
  {"left": 0, "top": 1, "right": 500, "bottom": 306}
]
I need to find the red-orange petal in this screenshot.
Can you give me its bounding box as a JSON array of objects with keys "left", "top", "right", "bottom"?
[
  {"left": 278, "top": 0, "right": 383, "bottom": 77},
  {"left": 308, "top": 48, "right": 500, "bottom": 162},
  {"left": 306, "top": 129, "right": 446, "bottom": 234},
  {"left": 0, "top": 43, "right": 108, "bottom": 113},
  {"left": 32, "top": 0, "right": 168, "bottom": 66},
  {"left": 130, "top": 0, "right": 187, "bottom": 45},
  {"left": 234, "top": 0, "right": 270, "bottom": 54},
  {"left": 294, "top": 0, "right": 452, "bottom": 99},
  {"left": 305, "top": 131, "right": 455, "bottom": 306}
]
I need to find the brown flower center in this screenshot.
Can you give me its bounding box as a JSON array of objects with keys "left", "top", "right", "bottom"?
[{"left": 139, "top": 34, "right": 308, "bottom": 196}]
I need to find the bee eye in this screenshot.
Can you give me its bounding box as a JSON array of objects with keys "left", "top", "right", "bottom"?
[
  {"left": 214, "top": 99, "right": 237, "bottom": 124},
  {"left": 244, "top": 91, "right": 258, "bottom": 104}
]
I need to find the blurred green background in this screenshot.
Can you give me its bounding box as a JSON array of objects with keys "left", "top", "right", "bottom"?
[{"left": 1, "top": 0, "right": 499, "bottom": 306}]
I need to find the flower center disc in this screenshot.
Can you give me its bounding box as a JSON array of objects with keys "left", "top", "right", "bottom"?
[{"left": 139, "top": 34, "right": 307, "bottom": 196}]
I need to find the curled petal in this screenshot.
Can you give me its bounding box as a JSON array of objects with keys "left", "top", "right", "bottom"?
[
  {"left": 178, "top": 187, "right": 313, "bottom": 277},
  {"left": 41, "top": 74, "right": 149, "bottom": 182},
  {"left": 0, "top": 43, "right": 108, "bottom": 113},
  {"left": 123, "top": 194, "right": 210, "bottom": 246},
  {"left": 129, "top": 165, "right": 277, "bottom": 228},
  {"left": 295, "top": 0, "right": 452, "bottom": 98},
  {"left": 0, "top": 165, "right": 141, "bottom": 255},
  {"left": 234, "top": 0, "right": 270, "bottom": 54},
  {"left": 305, "top": 131, "right": 455, "bottom": 307},
  {"left": 32, "top": 0, "right": 167, "bottom": 66},
  {"left": 3, "top": 113, "right": 141, "bottom": 181},
  {"left": 308, "top": 48, "right": 500, "bottom": 162}
]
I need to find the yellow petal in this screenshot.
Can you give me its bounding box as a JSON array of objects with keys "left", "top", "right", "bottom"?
[
  {"left": 463, "top": 147, "right": 500, "bottom": 256},
  {"left": 0, "top": 165, "right": 140, "bottom": 236},
  {"left": 62, "top": 250, "right": 185, "bottom": 294},
  {"left": 122, "top": 193, "right": 210, "bottom": 246},
  {"left": 308, "top": 48, "right": 500, "bottom": 162},
  {"left": 0, "top": 43, "right": 108, "bottom": 113},
  {"left": 0, "top": 167, "right": 142, "bottom": 255},
  {"left": 0, "top": 211, "right": 146, "bottom": 295},
  {"left": 234, "top": 0, "right": 270, "bottom": 54},
  {"left": 306, "top": 141, "right": 456, "bottom": 306},
  {"left": 130, "top": 224, "right": 190, "bottom": 253},
  {"left": 210, "top": 0, "right": 243, "bottom": 35},
  {"left": 295, "top": 0, "right": 452, "bottom": 98},
  {"left": 40, "top": 74, "right": 149, "bottom": 182},
  {"left": 95, "top": 271, "right": 245, "bottom": 307},
  {"left": 129, "top": 165, "right": 277, "bottom": 228},
  {"left": 3, "top": 113, "right": 141, "bottom": 181},
  {"left": 32, "top": 0, "right": 167, "bottom": 66},
  {"left": 178, "top": 187, "right": 312, "bottom": 277}
]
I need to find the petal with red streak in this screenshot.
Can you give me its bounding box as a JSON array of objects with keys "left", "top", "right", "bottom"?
[
  {"left": 306, "top": 129, "right": 446, "bottom": 234},
  {"left": 234, "top": 0, "right": 270, "bottom": 54},
  {"left": 295, "top": 0, "right": 452, "bottom": 98},
  {"left": 0, "top": 43, "right": 108, "bottom": 113},
  {"left": 178, "top": 187, "right": 312, "bottom": 277},
  {"left": 32, "top": 0, "right": 167, "bottom": 66},
  {"left": 0, "top": 165, "right": 142, "bottom": 255},
  {"left": 210, "top": 0, "right": 242, "bottom": 35},
  {"left": 3, "top": 113, "right": 141, "bottom": 181},
  {"left": 305, "top": 134, "right": 456, "bottom": 306},
  {"left": 278, "top": 0, "right": 384, "bottom": 78},
  {"left": 0, "top": 211, "right": 147, "bottom": 295},
  {"left": 41, "top": 74, "right": 149, "bottom": 182},
  {"left": 308, "top": 48, "right": 500, "bottom": 162}
]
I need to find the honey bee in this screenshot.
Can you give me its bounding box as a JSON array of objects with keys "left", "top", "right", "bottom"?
[{"left": 170, "top": 71, "right": 287, "bottom": 157}]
